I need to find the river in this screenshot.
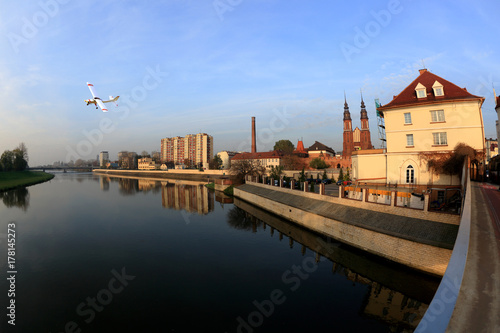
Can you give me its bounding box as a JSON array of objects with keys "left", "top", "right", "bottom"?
[{"left": 0, "top": 172, "right": 439, "bottom": 332}]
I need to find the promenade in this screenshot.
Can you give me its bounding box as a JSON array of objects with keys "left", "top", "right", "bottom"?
[{"left": 447, "top": 182, "right": 500, "bottom": 332}]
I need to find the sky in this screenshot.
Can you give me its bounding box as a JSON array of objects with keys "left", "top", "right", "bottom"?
[{"left": 1, "top": 0, "right": 499, "bottom": 166}]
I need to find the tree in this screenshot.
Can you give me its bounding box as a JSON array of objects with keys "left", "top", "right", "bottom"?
[
  {"left": 210, "top": 155, "right": 223, "bottom": 170},
  {"left": 298, "top": 167, "right": 306, "bottom": 182},
  {"left": 281, "top": 154, "right": 303, "bottom": 170},
  {"left": 16, "top": 142, "right": 28, "bottom": 163},
  {"left": 230, "top": 159, "right": 266, "bottom": 184},
  {"left": 269, "top": 165, "right": 284, "bottom": 180},
  {"left": 309, "top": 157, "right": 330, "bottom": 169},
  {"left": 1, "top": 150, "right": 14, "bottom": 171},
  {"left": 338, "top": 168, "right": 344, "bottom": 182},
  {"left": 322, "top": 169, "right": 328, "bottom": 180},
  {"left": 141, "top": 150, "right": 151, "bottom": 158},
  {"left": 345, "top": 168, "right": 350, "bottom": 181},
  {"left": 273, "top": 140, "right": 295, "bottom": 154},
  {"left": 12, "top": 148, "right": 28, "bottom": 171},
  {"left": 151, "top": 151, "right": 161, "bottom": 163}
]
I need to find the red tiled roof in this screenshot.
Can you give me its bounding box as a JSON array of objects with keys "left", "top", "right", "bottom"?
[
  {"left": 294, "top": 140, "right": 307, "bottom": 154},
  {"left": 231, "top": 151, "right": 284, "bottom": 160},
  {"left": 378, "top": 69, "right": 483, "bottom": 111}
]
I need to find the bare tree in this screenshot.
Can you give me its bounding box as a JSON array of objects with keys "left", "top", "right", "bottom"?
[{"left": 230, "top": 160, "right": 266, "bottom": 184}]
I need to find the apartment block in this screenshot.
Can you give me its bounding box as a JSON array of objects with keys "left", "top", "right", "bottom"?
[{"left": 161, "top": 133, "right": 213, "bottom": 169}]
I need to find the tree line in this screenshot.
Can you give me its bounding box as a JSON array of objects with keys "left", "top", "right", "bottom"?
[{"left": 1, "top": 143, "right": 29, "bottom": 172}]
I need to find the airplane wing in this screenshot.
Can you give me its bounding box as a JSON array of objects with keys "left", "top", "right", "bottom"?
[
  {"left": 87, "top": 82, "right": 99, "bottom": 99},
  {"left": 95, "top": 99, "right": 108, "bottom": 112},
  {"left": 87, "top": 82, "right": 108, "bottom": 112}
]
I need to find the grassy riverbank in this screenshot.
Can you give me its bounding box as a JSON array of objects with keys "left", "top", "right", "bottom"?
[{"left": 0, "top": 171, "right": 55, "bottom": 192}]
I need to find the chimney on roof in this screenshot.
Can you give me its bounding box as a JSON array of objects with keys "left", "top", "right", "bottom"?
[
  {"left": 251, "top": 117, "right": 256, "bottom": 153},
  {"left": 419, "top": 69, "right": 428, "bottom": 75}
]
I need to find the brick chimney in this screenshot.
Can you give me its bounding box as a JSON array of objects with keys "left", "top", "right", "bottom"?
[
  {"left": 251, "top": 117, "right": 256, "bottom": 153},
  {"left": 419, "top": 68, "right": 428, "bottom": 75}
]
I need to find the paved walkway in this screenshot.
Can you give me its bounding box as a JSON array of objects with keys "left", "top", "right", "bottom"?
[{"left": 447, "top": 182, "right": 500, "bottom": 333}]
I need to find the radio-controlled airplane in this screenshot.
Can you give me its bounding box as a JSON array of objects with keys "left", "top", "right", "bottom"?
[{"left": 85, "top": 82, "right": 119, "bottom": 112}]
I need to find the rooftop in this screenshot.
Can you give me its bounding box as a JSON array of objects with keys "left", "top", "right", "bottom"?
[{"left": 379, "top": 69, "right": 483, "bottom": 111}]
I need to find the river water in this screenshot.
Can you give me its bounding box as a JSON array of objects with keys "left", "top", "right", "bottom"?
[{"left": 0, "top": 173, "right": 439, "bottom": 332}]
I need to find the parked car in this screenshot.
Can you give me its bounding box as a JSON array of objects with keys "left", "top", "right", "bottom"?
[
  {"left": 322, "top": 179, "right": 332, "bottom": 184},
  {"left": 336, "top": 180, "right": 352, "bottom": 186}
]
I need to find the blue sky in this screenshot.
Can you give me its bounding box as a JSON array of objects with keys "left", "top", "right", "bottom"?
[{"left": 1, "top": 0, "right": 499, "bottom": 165}]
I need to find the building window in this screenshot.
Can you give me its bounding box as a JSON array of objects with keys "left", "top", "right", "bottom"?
[
  {"left": 404, "top": 112, "right": 412, "bottom": 124},
  {"left": 406, "top": 134, "right": 414, "bottom": 147},
  {"left": 406, "top": 165, "right": 414, "bottom": 184},
  {"left": 432, "top": 80, "right": 444, "bottom": 96},
  {"left": 430, "top": 110, "right": 445, "bottom": 122},
  {"left": 433, "top": 132, "right": 447, "bottom": 145},
  {"left": 415, "top": 83, "right": 427, "bottom": 99}
]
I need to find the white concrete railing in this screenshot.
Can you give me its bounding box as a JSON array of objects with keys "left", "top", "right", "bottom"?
[{"left": 414, "top": 163, "right": 471, "bottom": 332}]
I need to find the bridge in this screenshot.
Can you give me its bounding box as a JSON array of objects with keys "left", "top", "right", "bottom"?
[{"left": 28, "top": 166, "right": 95, "bottom": 172}]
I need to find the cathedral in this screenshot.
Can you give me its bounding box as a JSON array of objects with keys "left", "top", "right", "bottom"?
[{"left": 342, "top": 94, "right": 373, "bottom": 158}]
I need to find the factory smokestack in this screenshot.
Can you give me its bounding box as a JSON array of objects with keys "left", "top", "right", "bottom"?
[{"left": 251, "top": 117, "right": 256, "bottom": 153}]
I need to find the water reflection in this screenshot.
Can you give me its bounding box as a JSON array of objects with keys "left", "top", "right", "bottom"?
[
  {"left": 230, "top": 198, "right": 440, "bottom": 331},
  {"left": 0, "top": 187, "right": 30, "bottom": 211},
  {"left": 161, "top": 182, "right": 214, "bottom": 215},
  {"left": 96, "top": 175, "right": 233, "bottom": 215}
]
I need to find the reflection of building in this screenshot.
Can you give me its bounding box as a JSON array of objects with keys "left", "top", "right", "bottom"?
[
  {"left": 138, "top": 179, "right": 159, "bottom": 191},
  {"left": 138, "top": 157, "right": 159, "bottom": 170},
  {"left": 341, "top": 267, "right": 428, "bottom": 329},
  {"left": 99, "top": 151, "right": 109, "bottom": 167},
  {"left": 160, "top": 133, "right": 214, "bottom": 169},
  {"left": 232, "top": 198, "right": 433, "bottom": 330},
  {"left": 99, "top": 176, "right": 110, "bottom": 191},
  {"left": 161, "top": 184, "right": 214, "bottom": 215}
]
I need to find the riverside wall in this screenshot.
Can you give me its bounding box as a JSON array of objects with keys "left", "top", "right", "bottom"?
[{"left": 234, "top": 181, "right": 459, "bottom": 276}]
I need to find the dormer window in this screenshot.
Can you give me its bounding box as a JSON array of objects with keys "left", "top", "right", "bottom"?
[
  {"left": 415, "top": 83, "right": 426, "bottom": 99},
  {"left": 432, "top": 81, "right": 444, "bottom": 96}
]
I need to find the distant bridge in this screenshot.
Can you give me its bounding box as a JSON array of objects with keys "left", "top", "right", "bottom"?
[{"left": 28, "top": 166, "right": 95, "bottom": 172}]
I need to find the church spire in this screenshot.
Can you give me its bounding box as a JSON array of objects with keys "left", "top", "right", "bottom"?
[
  {"left": 343, "top": 91, "right": 351, "bottom": 121},
  {"left": 360, "top": 90, "right": 368, "bottom": 120}
]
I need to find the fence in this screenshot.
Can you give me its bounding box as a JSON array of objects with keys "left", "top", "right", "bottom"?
[{"left": 244, "top": 175, "right": 464, "bottom": 215}]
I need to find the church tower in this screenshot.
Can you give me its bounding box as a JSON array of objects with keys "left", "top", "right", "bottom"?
[
  {"left": 360, "top": 94, "right": 373, "bottom": 149},
  {"left": 343, "top": 94, "right": 354, "bottom": 157}
]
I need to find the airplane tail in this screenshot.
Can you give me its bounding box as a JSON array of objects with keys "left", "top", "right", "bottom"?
[{"left": 109, "top": 95, "right": 119, "bottom": 107}]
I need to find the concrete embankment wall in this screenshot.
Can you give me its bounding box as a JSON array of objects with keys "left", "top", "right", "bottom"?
[
  {"left": 93, "top": 169, "right": 228, "bottom": 182},
  {"left": 234, "top": 183, "right": 458, "bottom": 276}
]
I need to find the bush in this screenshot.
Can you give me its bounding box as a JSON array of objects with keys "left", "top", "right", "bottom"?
[{"left": 309, "top": 158, "right": 330, "bottom": 169}]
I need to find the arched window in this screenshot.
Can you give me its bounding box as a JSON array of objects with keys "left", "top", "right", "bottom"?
[{"left": 406, "top": 165, "right": 414, "bottom": 184}]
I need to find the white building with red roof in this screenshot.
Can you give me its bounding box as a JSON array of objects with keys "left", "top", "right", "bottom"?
[
  {"left": 231, "top": 151, "right": 284, "bottom": 169},
  {"left": 352, "top": 69, "right": 485, "bottom": 190}
]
